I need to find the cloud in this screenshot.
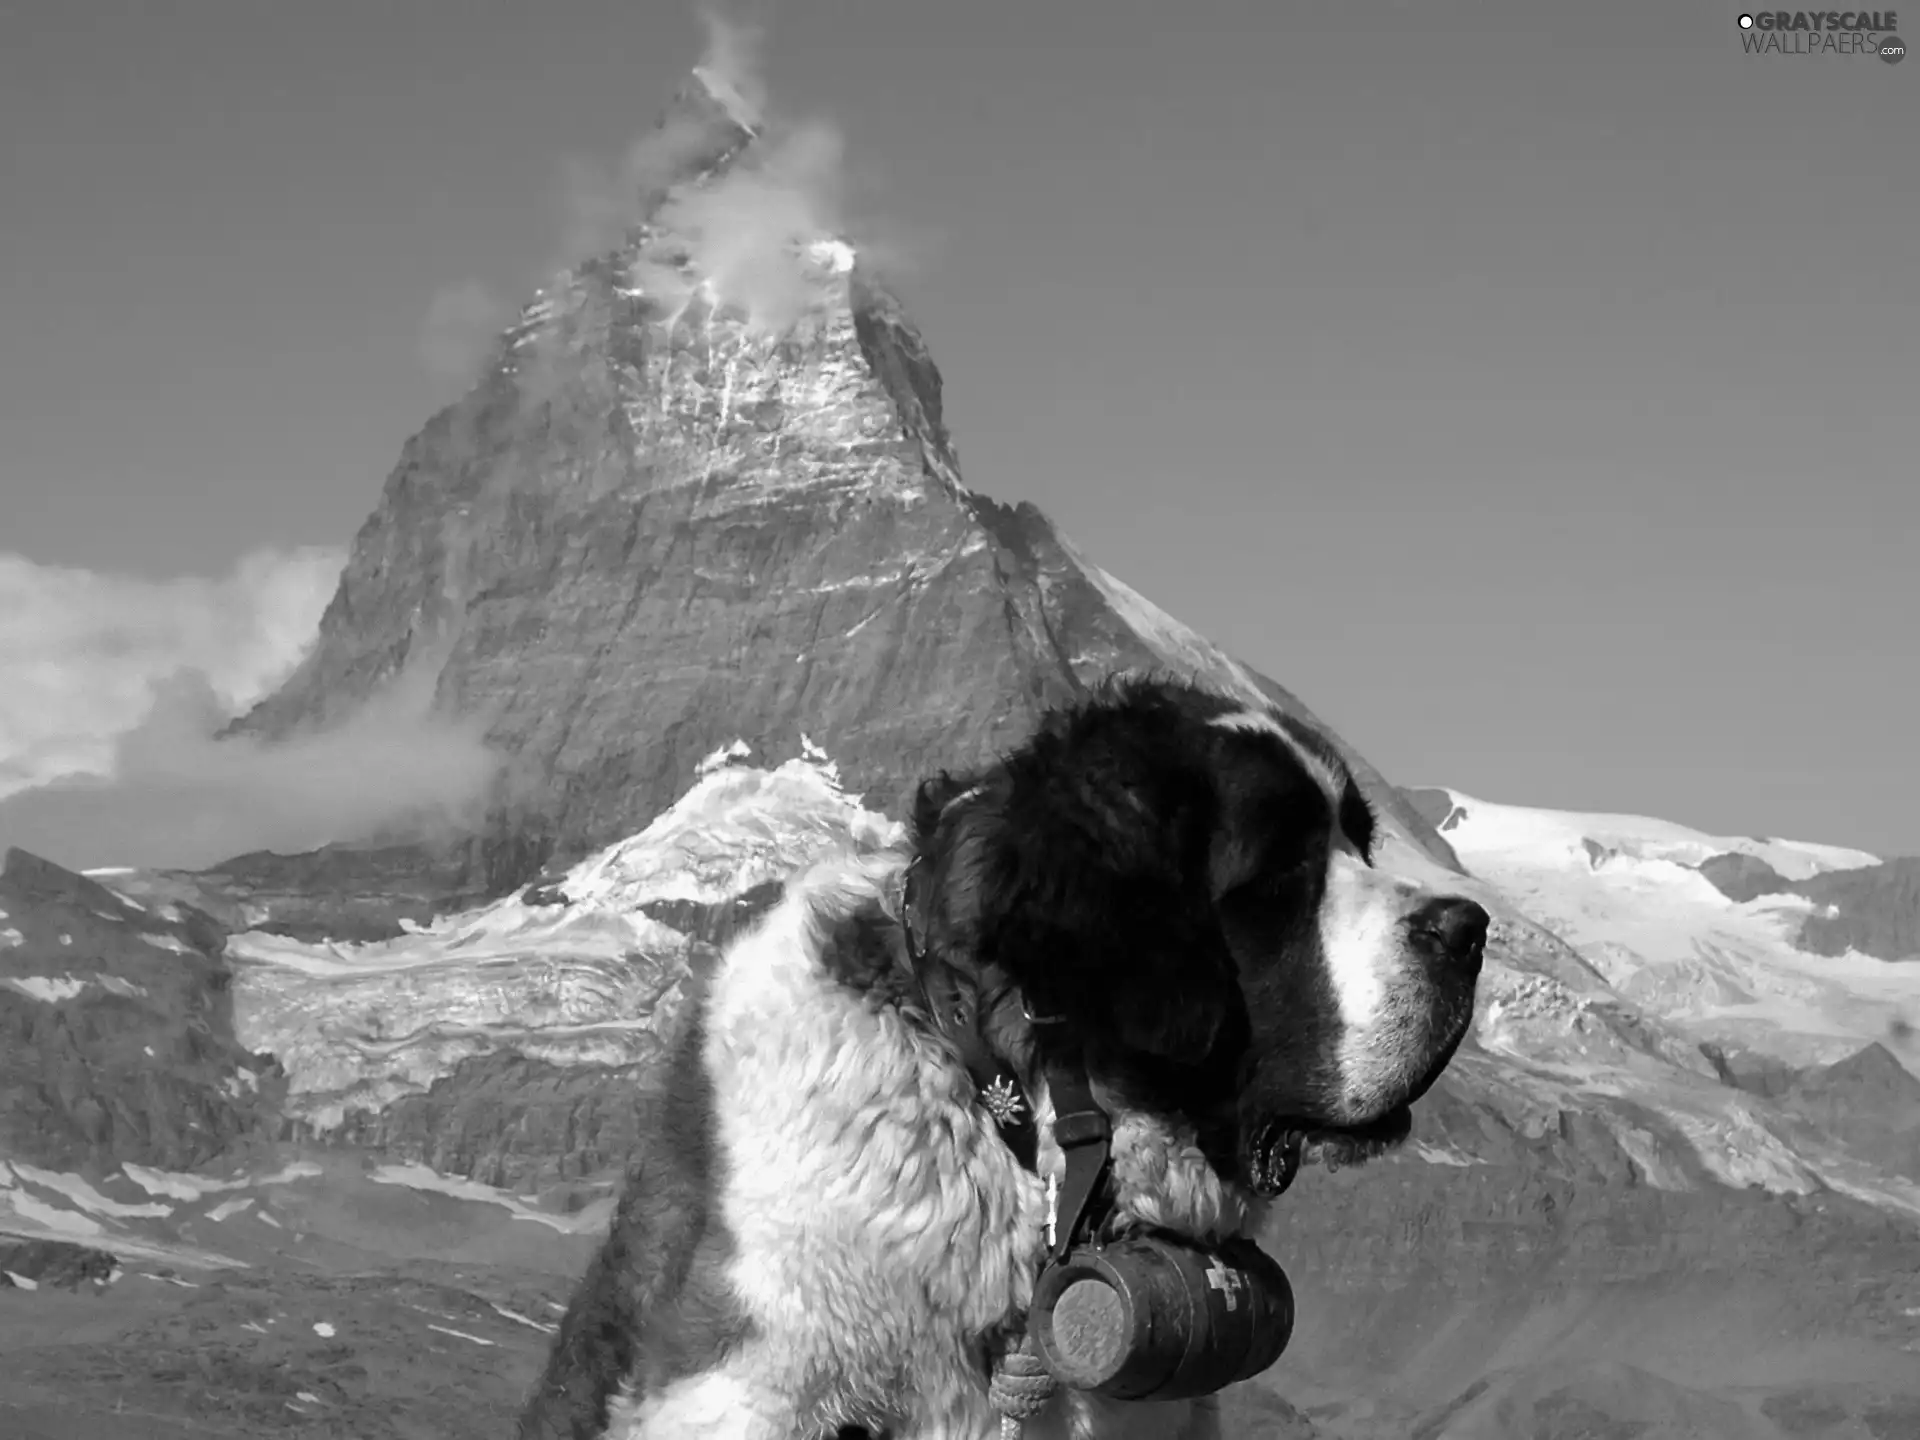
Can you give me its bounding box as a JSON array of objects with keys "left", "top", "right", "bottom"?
[
  {"left": 690, "top": 4, "right": 771, "bottom": 126},
  {"left": 0, "top": 550, "right": 503, "bottom": 871},
  {"left": 0, "top": 665, "right": 502, "bottom": 873},
  {"left": 654, "top": 7, "right": 848, "bottom": 330},
  {"left": 644, "top": 119, "right": 851, "bottom": 333},
  {"left": 0, "top": 547, "right": 345, "bottom": 797},
  {"left": 555, "top": 10, "right": 773, "bottom": 267},
  {"left": 419, "top": 280, "right": 513, "bottom": 386},
  {"left": 441, "top": 1, "right": 921, "bottom": 367},
  {"left": 441, "top": 10, "right": 787, "bottom": 379},
  {"left": 551, "top": 4, "right": 909, "bottom": 337}
]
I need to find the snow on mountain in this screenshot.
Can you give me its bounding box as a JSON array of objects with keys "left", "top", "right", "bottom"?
[
  {"left": 0, "top": 1157, "right": 255, "bottom": 1270},
  {"left": 559, "top": 743, "right": 898, "bottom": 910},
  {"left": 1412, "top": 787, "right": 1919, "bottom": 1078},
  {"left": 224, "top": 743, "right": 899, "bottom": 1131},
  {"left": 1416, "top": 787, "right": 1880, "bottom": 881},
  {"left": 367, "top": 1163, "right": 613, "bottom": 1236},
  {"left": 687, "top": 61, "right": 761, "bottom": 134}
]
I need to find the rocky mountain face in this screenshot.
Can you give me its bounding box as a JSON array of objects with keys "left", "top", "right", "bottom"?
[
  {"left": 1698, "top": 854, "right": 1920, "bottom": 961},
  {"left": 0, "top": 848, "right": 284, "bottom": 1177},
  {"left": 1403, "top": 786, "right": 1920, "bottom": 1086},
  {"left": 1415, "top": 784, "right": 1920, "bottom": 967},
  {"left": 224, "top": 73, "right": 1457, "bottom": 902},
  {"left": 5, "top": 65, "right": 1919, "bottom": 1440}
]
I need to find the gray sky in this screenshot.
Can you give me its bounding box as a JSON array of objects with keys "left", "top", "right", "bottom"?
[{"left": 2, "top": 0, "right": 1915, "bottom": 856}]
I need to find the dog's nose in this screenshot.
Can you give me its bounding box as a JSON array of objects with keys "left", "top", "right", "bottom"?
[{"left": 1413, "top": 897, "right": 1489, "bottom": 977}]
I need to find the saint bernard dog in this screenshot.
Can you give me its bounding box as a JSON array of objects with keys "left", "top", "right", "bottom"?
[{"left": 517, "top": 675, "right": 1486, "bottom": 1440}]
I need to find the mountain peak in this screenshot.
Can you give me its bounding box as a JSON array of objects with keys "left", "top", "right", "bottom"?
[
  {"left": 1807, "top": 1039, "right": 1920, "bottom": 1098},
  {"left": 631, "top": 71, "right": 760, "bottom": 213},
  {"left": 687, "top": 61, "right": 762, "bottom": 136},
  {"left": 224, "top": 60, "right": 1465, "bottom": 896}
]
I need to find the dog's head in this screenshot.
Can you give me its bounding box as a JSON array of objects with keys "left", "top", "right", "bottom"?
[{"left": 911, "top": 675, "right": 1485, "bottom": 1198}]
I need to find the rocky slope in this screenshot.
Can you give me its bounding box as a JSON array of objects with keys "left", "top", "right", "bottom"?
[
  {"left": 1403, "top": 788, "right": 1920, "bottom": 1085},
  {"left": 1694, "top": 853, "right": 1920, "bottom": 963},
  {"left": 0, "top": 849, "right": 284, "bottom": 1180},
  {"left": 223, "top": 71, "right": 1457, "bottom": 898}
]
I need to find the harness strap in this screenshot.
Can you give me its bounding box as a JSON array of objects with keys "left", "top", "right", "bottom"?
[
  {"left": 895, "top": 856, "right": 1119, "bottom": 1437},
  {"left": 991, "top": 1049, "right": 1114, "bottom": 1438},
  {"left": 1037, "top": 1047, "right": 1112, "bottom": 1261},
  {"left": 898, "top": 859, "right": 1039, "bottom": 1171}
]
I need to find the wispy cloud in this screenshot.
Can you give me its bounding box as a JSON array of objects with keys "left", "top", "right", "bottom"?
[
  {"left": 639, "top": 115, "right": 851, "bottom": 333},
  {"left": 0, "top": 550, "right": 501, "bottom": 871},
  {"left": 0, "top": 547, "right": 344, "bottom": 798},
  {"left": 692, "top": 4, "right": 771, "bottom": 123},
  {"left": 472, "top": 2, "right": 913, "bottom": 359},
  {"left": 554, "top": 6, "right": 778, "bottom": 269}
]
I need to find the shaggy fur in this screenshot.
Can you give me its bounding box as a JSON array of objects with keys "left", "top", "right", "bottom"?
[{"left": 518, "top": 677, "right": 1486, "bottom": 1440}]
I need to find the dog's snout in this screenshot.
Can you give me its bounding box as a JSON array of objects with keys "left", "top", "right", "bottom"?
[{"left": 1411, "top": 896, "right": 1489, "bottom": 976}]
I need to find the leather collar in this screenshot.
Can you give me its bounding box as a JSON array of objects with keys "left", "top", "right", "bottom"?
[
  {"left": 896, "top": 855, "right": 1113, "bottom": 1260},
  {"left": 898, "top": 856, "right": 1040, "bottom": 1172}
]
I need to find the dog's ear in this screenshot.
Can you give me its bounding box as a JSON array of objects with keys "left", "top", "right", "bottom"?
[{"left": 964, "top": 754, "right": 1237, "bottom": 1064}]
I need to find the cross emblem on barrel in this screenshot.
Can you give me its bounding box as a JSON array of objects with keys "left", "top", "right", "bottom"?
[{"left": 1205, "top": 1259, "right": 1242, "bottom": 1313}]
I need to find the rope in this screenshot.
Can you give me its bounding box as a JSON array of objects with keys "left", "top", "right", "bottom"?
[{"left": 988, "top": 1328, "right": 1057, "bottom": 1440}]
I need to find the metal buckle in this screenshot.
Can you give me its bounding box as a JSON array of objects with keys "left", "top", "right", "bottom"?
[{"left": 1021, "top": 999, "right": 1068, "bottom": 1026}]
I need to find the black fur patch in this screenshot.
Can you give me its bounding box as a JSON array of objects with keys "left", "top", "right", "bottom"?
[
  {"left": 817, "top": 903, "right": 922, "bottom": 1014},
  {"left": 516, "top": 981, "right": 748, "bottom": 1440},
  {"left": 908, "top": 675, "right": 1364, "bottom": 1174},
  {"left": 916, "top": 680, "right": 1254, "bottom": 1063}
]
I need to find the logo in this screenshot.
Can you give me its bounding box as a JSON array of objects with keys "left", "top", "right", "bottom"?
[
  {"left": 979, "top": 1074, "right": 1027, "bottom": 1127},
  {"left": 1737, "top": 10, "right": 1905, "bottom": 57},
  {"left": 1205, "top": 1260, "right": 1244, "bottom": 1313}
]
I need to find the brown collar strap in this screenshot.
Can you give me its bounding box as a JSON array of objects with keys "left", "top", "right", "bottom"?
[
  {"left": 899, "top": 858, "right": 1041, "bottom": 1173},
  {"left": 1035, "top": 1044, "right": 1113, "bottom": 1262},
  {"left": 896, "top": 857, "right": 1115, "bottom": 1245}
]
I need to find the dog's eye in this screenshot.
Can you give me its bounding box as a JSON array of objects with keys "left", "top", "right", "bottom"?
[
  {"left": 1244, "top": 846, "right": 1319, "bottom": 894},
  {"left": 1274, "top": 849, "right": 1317, "bottom": 877}
]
